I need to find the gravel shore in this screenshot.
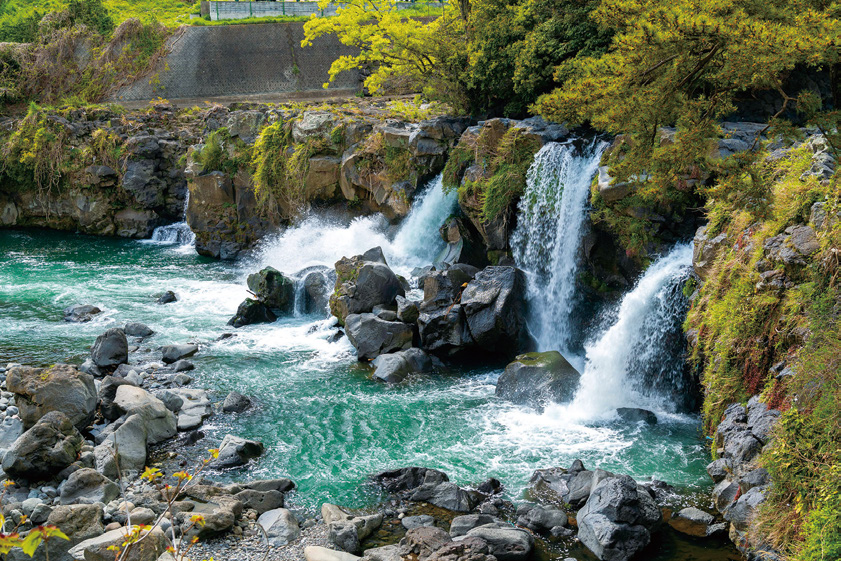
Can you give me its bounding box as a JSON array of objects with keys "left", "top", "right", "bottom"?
[{"left": 189, "top": 521, "right": 330, "bottom": 561}]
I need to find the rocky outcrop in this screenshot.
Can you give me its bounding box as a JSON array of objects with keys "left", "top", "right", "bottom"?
[
  {"left": 6, "top": 364, "right": 97, "bottom": 430},
  {"left": 323, "top": 503, "right": 383, "bottom": 553},
  {"left": 418, "top": 266, "right": 530, "bottom": 359},
  {"left": 371, "top": 348, "right": 434, "bottom": 384},
  {"left": 576, "top": 475, "right": 662, "bottom": 561},
  {"left": 2, "top": 411, "right": 83, "bottom": 480},
  {"left": 495, "top": 351, "right": 580, "bottom": 411},
  {"left": 527, "top": 460, "right": 614, "bottom": 509},
  {"left": 330, "top": 248, "right": 405, "bottom": 325},
  {"left": 708, "top": 396, "right": 780, "bottom": 553},
  {"left": 247, "top": 267, "right": 296, "bottom": 313},
  {"left": 345, "top": 314, "right": 414, "bottom": 361},
  {"left": 228, "top": 298, "right": 277, "bottom": 328}
]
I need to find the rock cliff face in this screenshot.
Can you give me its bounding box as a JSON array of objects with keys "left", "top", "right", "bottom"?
[{"left": 0, "top": 103, "right": 194, "bottom": 237}]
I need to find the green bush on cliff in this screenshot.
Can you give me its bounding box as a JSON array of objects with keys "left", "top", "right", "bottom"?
[
  {"left": 686, "top": 144, "right": 841, "bottom": 557},
  {"left": 0, "top": 103, "right": 74, "bottom": 193}
]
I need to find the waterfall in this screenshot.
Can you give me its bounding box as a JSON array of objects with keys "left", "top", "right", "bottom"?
[
  {"left": 148, "top": 189, "right": 195, "bottom": 247},
  {"left": 567, "top": 243, "right": 694, "bottom": 417},
  {"left": 258, "top": 174, "right": 456, "bottom": 277},
  {"left": 511, "top": 140, "right": 607, "bottom": 359}
]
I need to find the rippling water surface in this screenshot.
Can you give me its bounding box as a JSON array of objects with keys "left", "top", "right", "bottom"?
[{"left": 0, "top": 227, "right": 711, "bottom": 511}]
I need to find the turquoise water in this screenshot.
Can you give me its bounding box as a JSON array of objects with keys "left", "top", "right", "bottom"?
[{"left": 0, "top": 228, "right": 712, "bottom": 511}]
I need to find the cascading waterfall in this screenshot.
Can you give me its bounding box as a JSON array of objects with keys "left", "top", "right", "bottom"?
[
  {"left": 147, "top": 189, "right": 195, "bottom": 247},
  {"left": 258, "top": 174, "right": 456, "bottom": 278},
  {"left": 567, "top": 243, "right": 694, "bottom": 418},
  {"left": 511, "top": 140, "right": 608, "bottom": 359}
]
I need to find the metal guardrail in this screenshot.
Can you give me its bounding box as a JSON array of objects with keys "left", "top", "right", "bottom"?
[{"left": 200, "top": 0, "right": 446, "bottom": 21}]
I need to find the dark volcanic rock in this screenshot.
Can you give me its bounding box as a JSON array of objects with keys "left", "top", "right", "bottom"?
[
  {"left": 344, "top": 313, "right": 413, "bottom": 360},
  {"left": 247, "top": 267, "right": 295, "bottom": 313},
  {"left": 91, "top": 328, "right": 128, "bottom": 369},
  {"left": 495, "top": 351, "right": 580, "bottom": 410},
  {"left": 228, "top": 298, "right": 278, "bottom": 328},
  {"left": 63, "top": 304, "right": 101, "bottom": 323}
]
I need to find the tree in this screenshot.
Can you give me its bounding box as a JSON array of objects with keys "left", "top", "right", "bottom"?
[
  {"left": 536, "top": 0, "right": 841, "bottom": 182},
  {"left": 302, "top": 0, "right": 470, "bottom": 107}
]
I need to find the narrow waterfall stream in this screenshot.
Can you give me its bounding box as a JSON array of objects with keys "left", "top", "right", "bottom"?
[
  {"left": 512, "top": 140, "right": 608, "bottom": 363},
  {"left": 144, "top": 189, "right": 196, "bottom": 249}
]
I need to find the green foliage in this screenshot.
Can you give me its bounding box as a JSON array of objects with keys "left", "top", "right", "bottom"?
[
  {"left": 67, "top": 0, "right": 115, "bottom": 36},
  {"left": 478, "top": 128, "right": 542, "bottom": 220},
  {"left": 686, "top": 144, "right": 841, "bottom": 556},
  {"left": 1, "top": 103, "right": 73, "bottom": 193},
  {"left": 465, "top": 0, "right": 612, "bottom": 115},
  {"left": 442, "top": 141, "right": 474, "bottom": 192}
]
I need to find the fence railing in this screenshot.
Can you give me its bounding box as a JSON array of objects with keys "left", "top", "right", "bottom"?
[{"left": 200, "top": 1, "right": 446, "bottom": 21}]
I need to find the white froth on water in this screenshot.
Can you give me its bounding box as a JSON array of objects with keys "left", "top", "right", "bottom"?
[{"left": 256, "top": 175, "right": 455, "bottom": 277}]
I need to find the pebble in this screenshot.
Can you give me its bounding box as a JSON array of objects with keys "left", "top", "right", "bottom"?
[{"left": 6, "top": 406, "right": 18, "bottom": 417}]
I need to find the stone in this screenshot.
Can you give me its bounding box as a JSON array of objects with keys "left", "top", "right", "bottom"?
[
  {"left": 31, "top": 504, "right": 105, "bottom": 560},
  {"left": 327, "top": 508, "right": 384, "bottom": 553},
  {"left": 576, "top": 475, "right": 661, "bottom": 561},
  {"left": 344, "top": 314, "right": 414, "bottom": 361},
  {"left": 668, "top": 507, "right": 715, "bottom": 537},
  {"left": 63, "top": 304, "right": 101, "bottom": 323},
  {"left": 172, "top": 359, "right": 194, "bottom": 372},
  {"left": 449, "top": 514, "right": 501, "bottom": 537},
  {"left": 723, "top": 486, "right": 766, "bottom": 533},
  {"left": 68, "top": 526, "right": 168, "bottom": 561},
  {"left": 178, "top": 484, "right": 244, "bottom": 538},
  {"left": 374, "top": 467, "right": 450, "bottom": 493},
  {"left": 403, "top": 514, "right": 435, "bottom": 530},
  {"left": 372, "top": 348, "right": 433, "bottom": 384},
  {"left": 258, "top": 507, "right": 301, "bottom": 546},
  {"left": 210, "top": 434, "right": 264, "bottom": 469},
  {"left": 515, "top": 503, "right": 569, "bottom": 536},
  {"left": 124, "top": 322, "right": 154, "bottom": 338},
  {"left": 59, "top": 468, "right": 119, "bottom": 505},
  {"left": 99, "top": 376, "right": 138, "bottom": 420},
  {"left": 0, "top": 417, "right": 23, "bottom": 455},
  {"left": 465, "top": 526, "right": 534, "bottom": 561},
  {"left": 396, "top": 296, "right": 420, "bottom": 324},
  {"left": 94, "top": 415, "right": 149, "bottom": 478},
  {"left": 739, "top": 468, "right": 770, "bottom": 493},
  {"left": 91, "top": 328, "right": 129, "bottom": 369},
  {"left": 713, "top": 479, "right": 741, "bottom": 512},
  {"left": 6, "top": 364, "right": 97, "bottom": 430},
  {"left": 401, "top": 526, "right": 452, "bottom": 560},
  {"left": 113, "top": 385, "right": 177, "bottom": 443},
  {"left": 305, "top": 546, "right": 361, "bottom": 561},
  {"left": 706, "top": 458, "right": 731, "bottom": 483},
  {"left": 228, "top": 298, "right": 278, "bottom": 328},
  {"left": 2, "top": 411, "right": 83, "bottom": 480},
  {"left": 247, "top": 267, "right": 295, "bottom": 313},
  {"left": 157, "top": 291, "right": 177, "bottom": 304},
  {"left": 241, "top": 478, "right": 295, "bottom": 493},
  {"left": 302, "top": 268, "right": 335, "bottom": 315},
  {"left": 235, "top": 489, "right": 285, "bottom": 514},
  {"left": 222, "top": 391, "right": 252, "bottom": 413},
  {"left": 409, "top": 481, "right": 478, "bottom": 512},
  {"left": 330, "top": 249, "right": 406, "bottom": 324},
  {"left": 527, "top": 461, "right": 613, "bottom": 509},
  {"left": 426, "top": 537, "right": 497, "bottom": 561},
  {"left": 495, "top": 352, "right": 580, "bottom": 410},
  {"left": 616, "top": 408, "right": 658, "bottom": 425},
  {"left": 693, "top": 225, "right": 727, "bottom": 280},
  {"left": 160, "top": 344, "right": 198, "bottom": 364},
  {"left": 459, "top": 267, "right": 530, "bottom": 357}
]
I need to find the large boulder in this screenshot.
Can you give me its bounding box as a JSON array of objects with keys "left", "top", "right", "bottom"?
[
  {"left": 371, "top": 348, "right": 433, "bottom": 384},
  {"left": 160, "top": 344, "right": 198, "bottom": 364},
  {"left": 465, "top": 526, "right": 533, "bottom": 561},
  {"left": 426, "top": 537, "right": 497, "bottom": 561},
  {"left": 449, "top": 514, "right": 502, "bottom": 537},
  {"left": 258, "top": 507, "right": 301, "bottom": 545},
  {"left": 112, "top": 385, "right": 177, "bottom": 443},
  {"left": 210, "top": 434, "right": 264, "bottom": 469},
  {"left": 419, "top": 267, "right": 530, "bottom": 359},
  {"left": 9, "top": 504, "right": 105, "bottom": 561},
  {"left": 247, "top": 267, "right": 295, "bottom": 313},
  {"left": 515, "top": 503, "right": 570, "bottom": 537},
  {"left": 2, "top": 411, "right": 83, "bottom": 480},
  {"left": 94, "top": 414, "right": 149, "bottom": 478},
  {"left": 63, "top": 304, "right": 101, "bottom": 323},
  {"left": 68, "top": 526, "right": 168, "bottom": 561},
  {"left": 576, "top": 475, "right": 662, "bottom": 561},
  {"left": 301, "top": 267, "right": 335, "bottom": 315},
  {"left": 495, "top": 351, "right": 580, "bottom": 410},
  {"left": 90, "top": 328, "right": 128, "bottom": 370},
  {"left": 59, "top": 468, "right": 120, "bottom": 505},
  {"left": 323, "top": 504, "right": 383, "bottom": 553},
  {"left": 459, "top": 267, "right": 529, "bottom": 356},
  {"left": 345, "top": 313, "right": 414, "bottom": 361},
  {"left": 527, "top": 460, "right": 613, "bottom": 509},
  {"left": 409, "top": 480, "right": 479, "bottom": 512},
  {"left": 401, "top": 526, "right": 452, "bottom": 560},
  {"left": 228, "top": 299, "right": 277, "bottom": 328},
  {"left": 374, "top": 467, "right": 450, "bottom": 493},
  {"left": 6, "top": 364, "right": 97, "bottom": 430},
  {"left": 178, "top": 484, "right": 244, "bottom": 538},
  {"left": 330, "top": 248, "right": 405, "bottom": 324}
]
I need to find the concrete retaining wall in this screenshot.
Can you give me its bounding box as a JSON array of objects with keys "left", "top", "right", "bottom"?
[
  {"left": 200, "top": 1, "right": 444, "bottom": 21},
  {"left": 110, "top": 22, "right": 362, "bottom": 102}
]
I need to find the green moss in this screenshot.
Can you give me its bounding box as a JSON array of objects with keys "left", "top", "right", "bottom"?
[
  {"left": 442, "top": 141, "right": 475, "bottom": 193},
  {"left": 479, "top": 128, "right": 542, "bottom": 221}
]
